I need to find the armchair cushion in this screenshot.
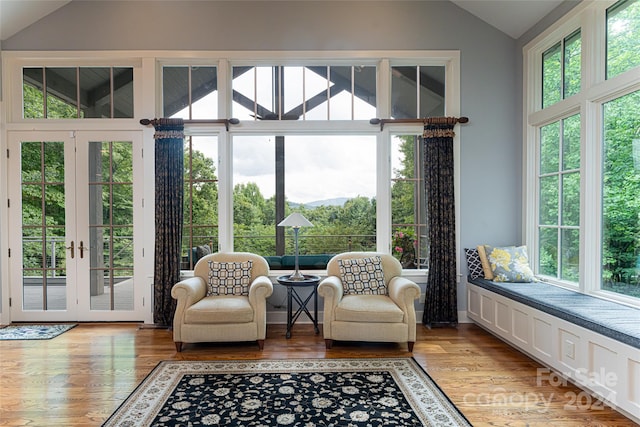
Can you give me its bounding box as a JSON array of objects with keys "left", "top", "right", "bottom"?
[
  {"left": 184, "top": 295, "right": 254, "bottom": 324},
  {"left": 335, "top": 295, "right": 404, "bottom": 323},
  {"left": 338, "top": 255, "right": 386, "bottom": 295},
  {"left": 206, "top": 260, "right": 253, "bottom": 296}
]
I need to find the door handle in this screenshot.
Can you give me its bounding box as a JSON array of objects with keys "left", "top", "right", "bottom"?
[
  {"left": 66, "top": 241, "right": 75, "bottom": 259},
  {"left": 78, "top": 241, "right": 87, "bottom": 259}
]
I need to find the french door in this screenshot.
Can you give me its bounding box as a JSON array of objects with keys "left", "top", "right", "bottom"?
[{"left": 8, "top": 131, "right": 146, "bottom": 322}]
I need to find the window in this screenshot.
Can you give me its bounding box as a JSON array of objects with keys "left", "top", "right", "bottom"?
[
  {"left": 159, "top": 56, "right": 456, "bottom": 271},
  {"left": 163, "top": 66, "right": 217, "bottom": 119},
  {"left": 231, "top": 65, "right": 376, "bottom": 121},
  {"left": 391, "top": 135, "right": 427, "bottom": 269},
  {"left": 161, "top": 66, "right": 220, "bottom": 268},
  {"left": 23, "top": 67, "right": 133, "bottom": 118},
  {"left": 182, "top": 136, "right": 219, "bottom": 269},
  {"left": 607, "top": 0, "right": 640, "bottom": 79},
  {"left": 391, "top": 66, "right": 445, "bottom": 118},
  {"left": 602, "top": 90, "right": 640, "bottom": 298},
  {"left": 526, "top": 0, "right": 640, "bottom": 304},
  {"left": 232, "top": 135, "right": 377, "bottom": 257},
  {"left": 538, "top": 115, "right": 580, "bottom": 282},
  {"left": 542, "top": 30, "right": 581, "bottom": 108}
]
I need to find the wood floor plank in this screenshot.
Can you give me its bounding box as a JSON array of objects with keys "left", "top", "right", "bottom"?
[{"left": 0, "top": 323, "right": 637, "bottom": 426}]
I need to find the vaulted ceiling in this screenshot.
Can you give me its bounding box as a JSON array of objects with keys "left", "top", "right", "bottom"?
[{"left": 0, "top": 0, "right": 565, "bottom": 42}]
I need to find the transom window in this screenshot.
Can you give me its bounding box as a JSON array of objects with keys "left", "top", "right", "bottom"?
[
  {"left": 22, "top": 67, "right": 133, "bottom": 119},
  {"left": 391, "top": 66, "right": 445, "bottom": 118},
  {"left": 542, "top": 30, "right": 581, "bottom": 108},
  {"left": 232, "top": 65, "right": 376, "bottom": 121},
  {"left": 162, "top": 66, "right": 218, "bottom": 119},
  {"left": 607, "top": 0, "right": 640, "bottom": 79}
]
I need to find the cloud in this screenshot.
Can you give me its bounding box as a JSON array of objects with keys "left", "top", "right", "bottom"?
[{"left": 233, "top": 135, "right": 376, "bottom": 203}]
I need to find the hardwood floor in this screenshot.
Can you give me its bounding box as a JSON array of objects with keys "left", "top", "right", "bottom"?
[{"left": 0, "top": 323, "right": 637, "bottom": 426}]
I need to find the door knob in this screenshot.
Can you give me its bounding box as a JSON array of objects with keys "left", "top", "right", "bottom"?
[
  {"left": 66, "top": 241, "right": 75, "bottom": 259},
  {"left": 78, "top": 241, "right": 87, "bottom": 259}
]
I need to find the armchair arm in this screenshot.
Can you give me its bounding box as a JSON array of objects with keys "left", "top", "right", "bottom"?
[
  {"left": 248, "top": 276, "right": 274, "bottom": 311},
  {"left": 318, "top": 276, "right": 343, "bottom": 312},
  {"left": 248, "top": 276, "right": 273, "bottom": 339},
  {"left": 318, "top": 276, "right": 343, "bottom": 339},
  {"left": 171, "top": 277, "right": 207, "bottom": 341},
  {"left": 171, "top": 277, "right": 207, "bottom": 306},
  {"left": 388, "top": 276, "right": 421, "bottom": 326}
]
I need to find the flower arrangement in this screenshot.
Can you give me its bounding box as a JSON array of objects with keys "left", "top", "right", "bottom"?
[{"left": 392, "top": 230, "right": 417, "bottom": 268}]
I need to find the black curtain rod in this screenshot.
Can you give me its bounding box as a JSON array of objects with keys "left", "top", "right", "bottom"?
[
  {"left": 369, "top": 116, "right": 469, "bottom": 131},
  {"left": 140, "top": 118, "right": 240, "bottom": 131}
]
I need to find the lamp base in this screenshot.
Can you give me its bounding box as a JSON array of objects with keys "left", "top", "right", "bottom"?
[{"left": 287, "top": 270, "right": 306, "bottom": 281}]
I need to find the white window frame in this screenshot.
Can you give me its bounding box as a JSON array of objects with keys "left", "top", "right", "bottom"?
[
  {"left": 2, "top": 50, "right": 461, "bottom": 282},
  {"left": 523, "top": 0, "right": 640, "bottom": 306},
  {"left": 159, "top": 52, "right": 461, "bottom": 276}
]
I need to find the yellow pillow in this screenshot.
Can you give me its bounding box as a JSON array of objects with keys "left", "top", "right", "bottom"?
[
  {"left": 476, "top": 245, "right": 494, "bottom": 280},
  {"left": 484, "top": 245, "right": 536, "bottom": 282}
]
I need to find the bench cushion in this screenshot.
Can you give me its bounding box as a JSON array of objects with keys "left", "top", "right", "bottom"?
[{"left": 469, "top": 277, "right": 640, "bottom": 349}]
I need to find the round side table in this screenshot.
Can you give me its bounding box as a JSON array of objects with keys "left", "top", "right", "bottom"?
[{"left": 276, "top": 275, "right": 320, "bottom": 338}]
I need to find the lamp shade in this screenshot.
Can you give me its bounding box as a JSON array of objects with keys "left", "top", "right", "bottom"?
[{"left": 278, "top": 212, "right": 313, "bottom": 228}]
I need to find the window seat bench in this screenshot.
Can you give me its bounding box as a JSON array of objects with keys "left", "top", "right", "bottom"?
[
  {"left": 466, "top": 277, "right": 640, "bottom": 423},
  {"left": 468, "top": 277, "right": 640, "bottom": 349}
]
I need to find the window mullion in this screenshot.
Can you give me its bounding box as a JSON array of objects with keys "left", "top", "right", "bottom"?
[
  {"left": 377, "top": 129, "right": 392, "bottom": 253},
  {"left": 581, "top": 98, "right": 602, "bottom": 293},
  {"left": 218, "top": 130, "right": 233, "bottom": 253}
]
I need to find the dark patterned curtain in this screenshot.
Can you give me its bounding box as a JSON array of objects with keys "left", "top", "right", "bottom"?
[
  {"left": 153, "top": 118, "right": 184, "bottom": 326},
  {"left": 422, "top": 123, "right": 458, "bottom": 327}
]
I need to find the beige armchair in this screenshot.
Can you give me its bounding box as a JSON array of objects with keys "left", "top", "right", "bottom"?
[
  {"left": 171, "top": 252, "right": 273, "bottom": 351},
  {"left": 318, "top": 252, "right": 421, "bottom": 351}
]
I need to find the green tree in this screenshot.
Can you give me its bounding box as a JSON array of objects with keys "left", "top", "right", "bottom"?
[
  {"left": 602, "top": 90, "right": 640, "bottom": 292},
  {"left": 184, "top": 149, "right": 218, "bottom": 229},
  {"left": 391, "top": 135, "right": 417, "bottom": 226}
]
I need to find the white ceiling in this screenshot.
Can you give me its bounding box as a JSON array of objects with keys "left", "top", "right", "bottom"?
[{"left": 0, "top": 0, "right": 564, "bottom": 42}]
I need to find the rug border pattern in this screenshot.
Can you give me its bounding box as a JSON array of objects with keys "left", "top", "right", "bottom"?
[{"left": 102, "top": 357, "right": 471, "bottom": 427}]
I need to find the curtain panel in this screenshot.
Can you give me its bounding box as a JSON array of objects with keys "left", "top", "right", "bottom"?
[
  {"left": 422, "top": 124, "right": 458, "bottom": 327},
  {"left": 153, "top": 118, "right": 185, "bottom": 326}
]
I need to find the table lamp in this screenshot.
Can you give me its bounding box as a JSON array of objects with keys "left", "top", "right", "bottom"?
[{"left": 278, "top": 212, "right": 314, "bottom": 280}]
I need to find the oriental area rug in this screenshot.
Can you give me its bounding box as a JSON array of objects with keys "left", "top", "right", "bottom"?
[
  {"left": 102, "top": 358, "right": 472, "bottom": 427},
  {"left": 0, "top": 323, "right": 76, "bottom": 340}
]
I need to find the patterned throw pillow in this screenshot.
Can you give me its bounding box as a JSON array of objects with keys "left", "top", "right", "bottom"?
[
  {"left": 338, "top": 256, "right": 387, "bottom": 295},
  {"left": 464, "top": 248, "right": 484, "bottom": 280},
  {"left": 207, "top": 260, "right": 253, "bottom": 296},
  {"left": 483, "top": 245, "right": 535, "bottom": 282}
]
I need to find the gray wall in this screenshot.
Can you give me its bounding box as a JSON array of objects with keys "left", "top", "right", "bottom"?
[{"left": 3, "top": 0, "right": 524, "bottom": 312}]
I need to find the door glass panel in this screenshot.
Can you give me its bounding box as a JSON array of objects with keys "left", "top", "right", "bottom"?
[
  {"left": 21, "top": 141, "right": 67, "bottom": 310},
  {"left": 88, "top": 140, "right": 134, "bottom": 311}
]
